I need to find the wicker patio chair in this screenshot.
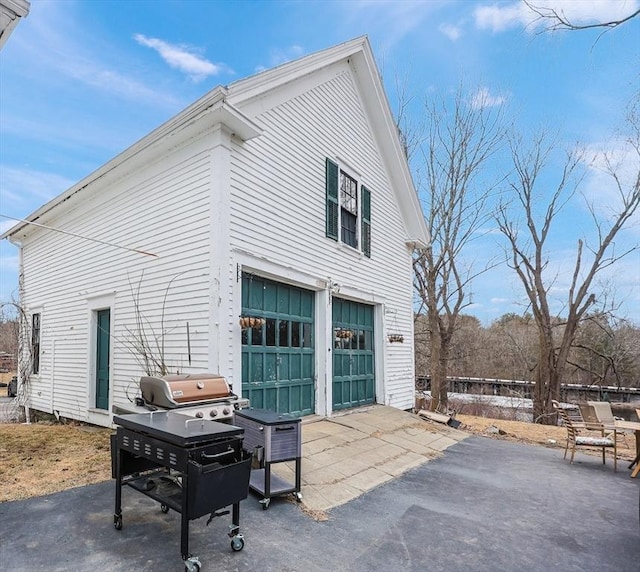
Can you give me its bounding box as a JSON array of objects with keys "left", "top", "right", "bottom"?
[{"left": 552, "top": 400, "right": 617, "bottom": 472}]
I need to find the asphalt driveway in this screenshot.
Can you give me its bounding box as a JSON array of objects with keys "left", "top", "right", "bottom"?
[{"left": 1, "top": 436, "right": 638, "bottom": 571}]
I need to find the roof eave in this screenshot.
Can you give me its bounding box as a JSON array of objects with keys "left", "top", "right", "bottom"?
[{"left": 1, "top": 89, "right": 262, "bottom": 240}]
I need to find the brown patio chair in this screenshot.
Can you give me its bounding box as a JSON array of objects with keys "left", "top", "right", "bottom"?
[{"left": 552, "top": 400, "right": 617, "bottom": 471}]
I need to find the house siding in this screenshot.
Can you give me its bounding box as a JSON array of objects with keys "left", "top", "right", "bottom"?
[
  {"left": 10, "top": 40, "right": 424, "bottom": 424},
  {"left": 19, "top": 145, "right": 214, "bottom": 424},
  {"left": 229, "top": 65, "right": 416, "bottom": 410}
]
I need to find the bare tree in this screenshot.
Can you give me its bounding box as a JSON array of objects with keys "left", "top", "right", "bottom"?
[
  {"left": 496, "top": 101, "right": 640, "bottom": 423},
  {"left": 525, "top": 1, "right": 640, "bottom": 32},
  {"left": 413, "top": 86, "right": 507, "bottom": 412},
  {"left": 569, "top": 313, "right": 640, "bottom": 389},
  {"left": 123, "top": 271, "right": 188, "bottom": 377},
  {"left": 1, "top": 299, "right": 36, "bottom": 422}
]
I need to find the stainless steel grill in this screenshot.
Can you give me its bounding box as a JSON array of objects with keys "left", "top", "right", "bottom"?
[{"left": 114, "top": 373, "right": 249, "bottom": 422}]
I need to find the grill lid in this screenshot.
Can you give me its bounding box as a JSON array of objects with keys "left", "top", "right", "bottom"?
[
  {"left": 113, "top": 411, "right": 243, "bottom": 446},
  {"left": 141, "top": 374, "right": 232, "bottom": 408}
]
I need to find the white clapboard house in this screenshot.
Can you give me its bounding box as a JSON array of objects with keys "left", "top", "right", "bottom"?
[{"left": 2, "top": 36, "right": 428, "bottom": 427}]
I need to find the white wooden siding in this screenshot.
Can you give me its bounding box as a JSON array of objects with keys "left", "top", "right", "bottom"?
[
  {"left": 20, "top": 146, "right": 215, "bottom": 424},
  {"left": 17, "top": 55, "right": 420, "bottom": 423},
  {"left": 229, "top": 66, "right": 416, "bottom": 410}
]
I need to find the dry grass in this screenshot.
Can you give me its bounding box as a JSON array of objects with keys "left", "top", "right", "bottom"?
[
  {"left": 0, "top": 409, "right": 636, "bottom": 504},
  {"left": 0, "top": 370, "right": 13, "bottom": 397},
  {"left": 0, "top": 422, "right": 113, "bottom": 502},
  {"left": 456, "top": 413, "right": 637, "bottom": 462}
]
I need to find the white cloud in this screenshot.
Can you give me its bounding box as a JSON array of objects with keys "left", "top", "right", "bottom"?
[
  {"left": 579, "top": 137, "right": 640, "bottom": 235},
  {"left": 438, "top": 23, "right": 463, "bottom": 41},
  {"left": 470, "top": 87, "right": 508, "bottom": 109},
  {"left": 134, "top": 34, "right": 231, "bottom": 82},
  {"left": 475, "top": 0, "right": 640, "bottom": 33},
  {"left": 474, "top": 2, "right": 531, "bottom": 32},
  {"left": 0, "top": 167, "right": 75, "bottom": 212},
  {"left": 0, "top": 220, "right": 17, "bottom": 235},
  {"left": 342, "top": 0, "right": 446, "bottom": 50},
  {"left": 254, "top": 45, "right": 306, "bottom": 73},
  {"left": 7, "top": 2, "right": 182, "bottom": 108}
]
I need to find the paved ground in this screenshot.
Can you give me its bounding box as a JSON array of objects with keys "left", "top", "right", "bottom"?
[{"left": 1, "top": 410, "right": 638, "bottom": 571}]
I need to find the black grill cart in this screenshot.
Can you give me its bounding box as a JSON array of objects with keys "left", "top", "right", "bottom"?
[
  {"left": 112, "top": 411, "right": 251, "bottom": 572},
  {"left": 232, "top": 408, "right": 302, "bottom": 510}
]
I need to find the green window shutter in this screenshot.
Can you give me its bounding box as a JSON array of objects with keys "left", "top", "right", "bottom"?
[
  {"left": 325, "top": 158, "right": 339, "bottom": 241},
  {"left": 361, "top": 186, "right": 371, "bottom": 258}
]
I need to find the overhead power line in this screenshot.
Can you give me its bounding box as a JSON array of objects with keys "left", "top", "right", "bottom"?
[{"left": 0, "top": 214, "right": 159, "bottom": 258}]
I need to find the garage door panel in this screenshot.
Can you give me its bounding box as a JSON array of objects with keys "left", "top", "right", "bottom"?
[
  {"left": 302, "top": 354, "right": 313, "bottom": 378},
  {"left": 332, "top": 298, "right": 375, "bottom": 411},
  {"left": 242, "top": 274, "right": 315, "bottom": 416},
  {"left": 279, "top": 354, "right": 290, "bottom": 380},
  {"left": 302, "top": 385, "right": 313, "bottom": 411}
]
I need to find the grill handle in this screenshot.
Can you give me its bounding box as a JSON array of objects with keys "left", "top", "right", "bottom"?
[
  {"left": 201, "top": 448, "right": 235, "bottom": 461},
  {"left": 184, "top": 418, "right": 206, "bottom": 431}
]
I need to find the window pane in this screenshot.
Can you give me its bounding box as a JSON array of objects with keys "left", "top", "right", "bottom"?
[
  {"left": 340, "top": 171, "right": 358, "bottom": 215},
  {"left": 252, "top": 323, "right": 262, "bottom": 345},
  {"left": 279, "top": 320, "right": 289, "bottom": 347},
  {"left": 291, "top": 322, "right": 301, "bottom": 347},
  {"left": 303, "top": 323, "right": 312, "bottom": 348},
  {"left": 341, "top": 210, "right": 357, "bottom": 248},
  {"left": 241, "top": 328, "right": 248, "bottom": 345},
  {"left": 266, "top": 318, "right": 276, "bottom": 346},
  {"left": 32, "top": 313, "right": 41, "bottom": 375},
  {"left": 364, "top": 330, "right": 372, "bottom": 350}
]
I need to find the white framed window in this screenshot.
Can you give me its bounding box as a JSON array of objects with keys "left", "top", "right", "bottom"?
[
  {"left": 31, "top": 312, "right": 41, "bottom": 374},
  {"left": 325, "top": 157, "right": 371, "bottom": 257}
]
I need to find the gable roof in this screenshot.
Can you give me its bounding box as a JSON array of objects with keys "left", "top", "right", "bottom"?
[{"left": 3, "top": 36, "right": 428, "bottom": 246}]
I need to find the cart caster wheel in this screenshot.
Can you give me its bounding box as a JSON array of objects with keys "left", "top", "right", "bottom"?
[
  {"left": 231, "top": 535, "right": 245, "bottom": 552},
  {"left": 260, "top": 498, "right": 270, "bottom": 510},
  {"left": 160, "top": 504, "right": 169, "bottom": 513},
  {"left": 294, "top": 492, "right": 303, "bottom": 502},
  {"left": 114, "top": 514, "right": 122, "bottom": 530},
  {"left": 184, "top": 556, "right": 201, "bottom": 572}
]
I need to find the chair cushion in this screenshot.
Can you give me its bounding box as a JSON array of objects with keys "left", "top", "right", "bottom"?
[{"left": 575, "top": 436, "right": 614, "bottom": 447}]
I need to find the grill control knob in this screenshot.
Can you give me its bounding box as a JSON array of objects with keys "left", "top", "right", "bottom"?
[
  {"left": 210, "top": 410, "right": 218, "bottom": 417},
  {"left": 197, "top": 382, "right": 204, "bottom": 389},
  {"left": 223, "top": 407, "right": 230, "bottom": 415},
  {"left": 195, "top": 411, "right": 204, "bottom": 418}
]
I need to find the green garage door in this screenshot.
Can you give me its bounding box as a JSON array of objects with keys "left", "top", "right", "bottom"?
[
  {"left": 332, "top": 298, "right": 375, "bottom": 410},
  {"left": 241, "top": 274, "right": 315, "bottom": 416}
]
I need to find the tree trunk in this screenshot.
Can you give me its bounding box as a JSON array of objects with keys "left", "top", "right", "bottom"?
[
  {"left": 533, "top": 336, "right": 561, "bottom": 424},
  {"left": 429, "top": 318, "right": 450, "bottom": 412}
]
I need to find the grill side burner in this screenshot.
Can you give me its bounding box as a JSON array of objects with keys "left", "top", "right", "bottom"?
[{"left": 112, "top": 411, "right": 251, "bottom": 570}]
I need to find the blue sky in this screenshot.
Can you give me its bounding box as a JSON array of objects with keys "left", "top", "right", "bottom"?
[{"left": 1, "top": 0, "right": 639, "bottom": 325}]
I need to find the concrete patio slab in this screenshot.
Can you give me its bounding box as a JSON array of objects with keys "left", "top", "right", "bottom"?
[{"left": 295, "top": 405, "right": 467, "bottom": 512}]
